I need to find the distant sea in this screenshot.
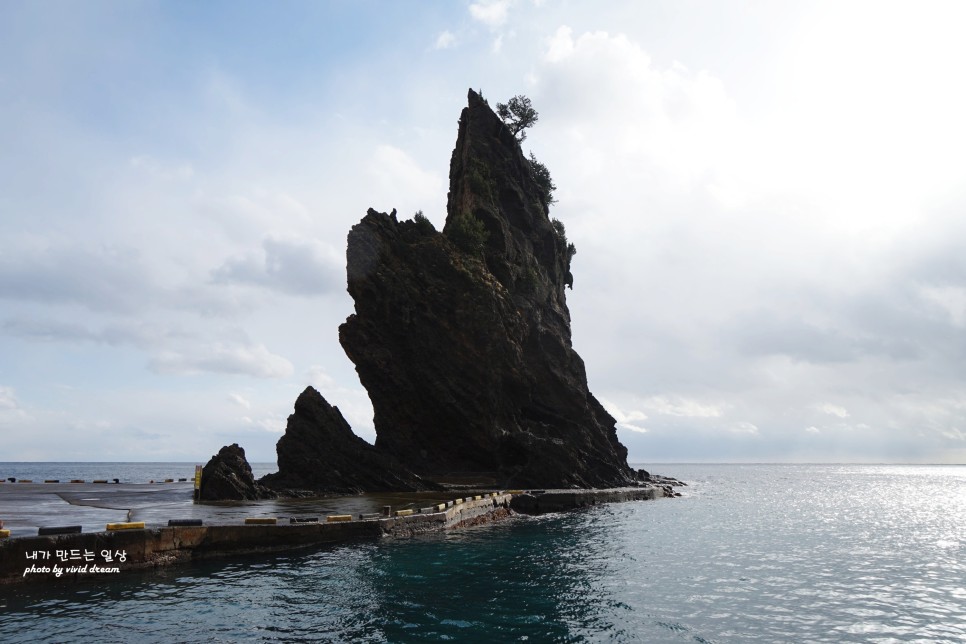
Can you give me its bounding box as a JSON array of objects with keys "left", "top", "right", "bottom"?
[
  {"left": 2, "top": 463, "right": 964, "bottom": 643},
  {"left": 0, "top": 462, "right": 278, "bottom": 484}
]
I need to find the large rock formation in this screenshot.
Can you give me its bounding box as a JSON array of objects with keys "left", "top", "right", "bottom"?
[
  {"left": 258, "top": 386, "right": 435, "bottom": 494},
  {"left": 200, "top": 443, "right": 275, "bottom": 501},
  {"left": 338, "top": 89, "right": 638, "bottom": 488}
]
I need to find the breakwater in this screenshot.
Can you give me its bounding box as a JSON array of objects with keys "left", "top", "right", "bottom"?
[{"left": 1, "top": 487, "right": 668, "bottom": 585}]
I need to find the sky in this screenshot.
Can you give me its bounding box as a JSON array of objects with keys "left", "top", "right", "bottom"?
[{"left": 2, "top": 1, "right": 966, "bottom": 464}]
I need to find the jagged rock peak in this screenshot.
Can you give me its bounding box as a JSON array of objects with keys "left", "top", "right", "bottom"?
[
  {"left": 338, "top": 90, "right": 636, "bottom": 488},
  {"left": 259, "top": 386, "right": 435, "bottom": 495},
  {"left": 445, "top": 88, "right": 574, "bottom": 297},
  {"left": 200, "top": 443, "right": 275, "bottom": 501}
]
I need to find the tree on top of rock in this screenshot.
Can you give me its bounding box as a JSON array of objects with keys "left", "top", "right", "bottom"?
[{"left": 497, "top": 95, "right": 538, "bottom": 142}]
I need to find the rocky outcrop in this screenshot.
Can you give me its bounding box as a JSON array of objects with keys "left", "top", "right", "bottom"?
[
  {"left": 338, "top": 89, "right": 639, "bottom": 488},
  {"left": 259, "top": 386, "right": 435, "bottom": 494},
  {"left": 200, "top": 443, "right": 275, "bottom": 501}
]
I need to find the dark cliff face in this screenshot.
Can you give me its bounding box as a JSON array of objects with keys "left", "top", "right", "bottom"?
[
  {"left": 259, "top": 386, "right": 434, "bottom": 494},
  {"left": 339, "top": 89, "right": 635, "bottom": 488}
]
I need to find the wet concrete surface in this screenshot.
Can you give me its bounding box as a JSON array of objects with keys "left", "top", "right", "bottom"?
[{"left": 0, "top": 482, "right": 465, "bottom": 538}]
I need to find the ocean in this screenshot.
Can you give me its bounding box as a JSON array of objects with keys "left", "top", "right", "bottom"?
[{"left": 1, "top": 463, "right": 964, "bottom": 643}]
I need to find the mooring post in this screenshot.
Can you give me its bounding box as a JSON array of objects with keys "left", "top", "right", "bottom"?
[{"left": 193, "top": 464, "right": 202, "bottom": 503}]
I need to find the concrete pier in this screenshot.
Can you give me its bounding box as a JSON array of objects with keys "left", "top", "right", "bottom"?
[{"left": 0, "top": 484, "right": 671, "bottom": 585}]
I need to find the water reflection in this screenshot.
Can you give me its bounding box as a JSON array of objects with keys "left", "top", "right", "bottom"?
[{"left": 2, "top": 465, "right": 965, "bottom": 643}]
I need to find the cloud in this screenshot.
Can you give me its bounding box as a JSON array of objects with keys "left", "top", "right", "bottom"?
[
  {"left": 469, "top": 0, "right": 512, "bottom": 28},
  {"left": 544, "top": 25, "right": 574, "bottom": 62},
  {"left": 367, "top": 144, "right": 445, "bottom": 213},
  {"left": 4, "top": 3, "right": 966, "bottom": 463},
  {"left": 0, "top": 245, "right": 156, "bottom": 314},
  {"left": 2, "top": 317, "right": 189, "bottom": 348},
  {"left": 128, "top": 155, "right": 194, "bottom": 181},
  {"left": 600, "top": 398, "right": 648, "bottom": 433},
  {"left": 149, "top": 342, "right": 293, "bottom": 379},
  {"left": 818, "top": 403, "right": 849, "bottom": 418},
  {"left": 306, "top": 365, "right": 337, "bottom": 389},
  {"left": 212, "top": 236, "right": 342, "bottom": 296},
  {"left": 641, "top": 396, "right": 724, "bottom": 418},
  {"left": 434, "top": 30, "right": 457, "bottom": 50},
  {"left": 723, "top": 421, "right": 759, "bottom": 436},
  {"left": 229, "top": 393, "right": 251, "bottom": 409},
  {"left": 0, "top": 386, "right": 18, "bottom": 410}
]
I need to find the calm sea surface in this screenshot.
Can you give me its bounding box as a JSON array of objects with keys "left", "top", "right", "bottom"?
[{"left": 1, "top": 463, "right": 964, "bottom": 643}]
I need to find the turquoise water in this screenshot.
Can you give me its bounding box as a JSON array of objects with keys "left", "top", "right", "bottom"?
[{"left": 2, "top": 464, "right": 965, "bottom": 642}]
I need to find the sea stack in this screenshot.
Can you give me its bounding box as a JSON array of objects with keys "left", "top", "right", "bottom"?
[
  {"left": 200, "top": 443, "right": 275, "bottom": 501},
  {"left": 338, "top": 88, "right": 638, "bottom": 488},
  {"left": 259, "top": 386, "right": 435, "bottom": 494}
]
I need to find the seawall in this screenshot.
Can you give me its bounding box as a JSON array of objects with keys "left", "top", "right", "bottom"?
[{"left": 1, "top": 487, "right": 668, "bottom": 585}]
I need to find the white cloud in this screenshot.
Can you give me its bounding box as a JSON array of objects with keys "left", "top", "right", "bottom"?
[
  {"left": 257, "top": 416, "right": 285, "bottom": 433},
  {"left": 434, "top": 30, "right": 456, "bottom": 50},
  {"left": 469, "top": 0, "right": 512, "bottom": 28},
  {"left": 641, "top": 396, "right": 724, "bottom": 418},
  {"left": 229, "top": 393, "right": 251, "bottom": 409},
  {"left": 212, "top": 235, "right": 342, "bottom": 296},
  {"left": 0, "top": 244, "right": 158, "bottom": 314},
  {"left": 723, "top": 421, "right": 759, "bottom": 436},
  {"left": 817, "top": 403, "right": 850, "bottom": 419},
  {"left": 128, "top": 155, "right": 194, "bottom": 181},
  {"left": 0, "top": 386, "right": 18, "bottom": 410},
  {"left": 367, "top": 144, "right": 445, "bottom": 213},
  {"left": 544, "top": 25, "right": 574, "bottom": 63},
  {"left": 5, "top": 3, "right": 966, "bottom": 463},
  {"left": 601, "top": 398, "right": 648, "bottom": 433},
  {"left": 150, "top": 343, "right": 293, "bottom": 379},
  {"left": 805, "top": 426, "right": 821, "bottom": 434},
  {"left": 306, "top": 365, "right": 337, "bottom": 390},
  {"left": 920, "top": 286, "right": 966, "bottom": 327},
  {"left": 537, "top": 26, "right": 741, "bottom": 190}
]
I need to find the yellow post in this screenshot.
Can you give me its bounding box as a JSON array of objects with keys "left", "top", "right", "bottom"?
[{"left": 193, "top": 465, "right": 202, "bottom": 503}]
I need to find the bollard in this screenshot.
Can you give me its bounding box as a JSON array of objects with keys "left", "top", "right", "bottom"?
[
  {"left": 164, "top": 479, "right": 174, "bottom": 483},
  {"left": 193, "top": 465, "right": 202, "bottom": 504},
  {"left": 70, "top": 479, "right": 85, "bottom": 483},
  {"left": 394, "top": 509, "right": 414, "bottom": 517},
  {"left": 359, "top": 512, "right": 382, "bottom": 521},
  {"left": 382, "top": 505, "right": 392, "bottom": 517},
  {"left": 290, "top": 517, "right": 319, "bottom": 524},
  {"left": 107, "top": 522, "right": 145, "bottom": 531},
  {"left": 167, "top": 519, "right": 203, "bottom": 527},
  {"left": 92, "top": 480, "right": 108, "bottom": 484},
  {"left": 454, "top": 498, "right": 464, "bottom": 505},
  {"left": 244, "top": 517, "right": 277, "bottom": 525},
  {"left": 325, "top": 515, "right": 352, "bottom": 523},
  {"left": 44, "top": 479, "right": 59, "bottom": 483},
  {"left": 18, "top": 480, "right": 33, "bottom": 483},
  {"left": 0, "top": 529, "right": 9, "bottom": 539}
]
